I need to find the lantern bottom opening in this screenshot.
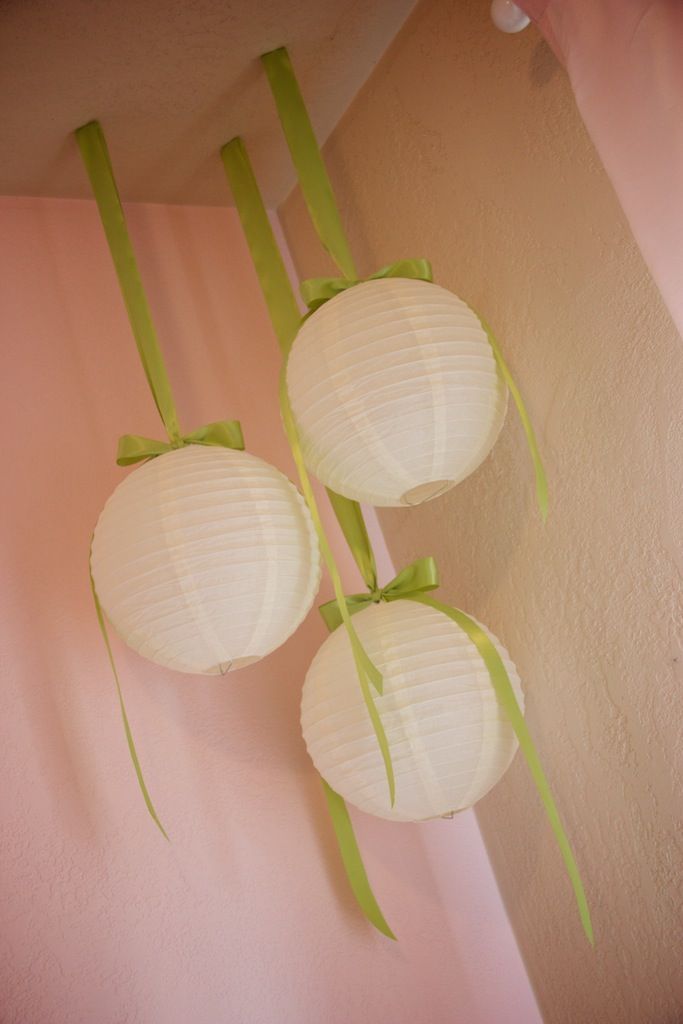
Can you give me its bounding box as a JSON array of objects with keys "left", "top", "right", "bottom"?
[{"left": 401, "top": 479, "right": 454, "bottom": 506}]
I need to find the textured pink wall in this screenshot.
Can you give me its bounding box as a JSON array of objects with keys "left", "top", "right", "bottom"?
[{"left": 0, "top": 195, "right": 538, "bottom": 1023}]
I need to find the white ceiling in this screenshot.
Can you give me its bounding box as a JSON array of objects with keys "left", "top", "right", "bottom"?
[{"left": 0, "top": 0, "right": 415, "bottom": 206}]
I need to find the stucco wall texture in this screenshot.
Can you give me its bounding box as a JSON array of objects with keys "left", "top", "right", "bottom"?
[{"left": 280, "top": 1, "right": 683, "bottom": 1021}]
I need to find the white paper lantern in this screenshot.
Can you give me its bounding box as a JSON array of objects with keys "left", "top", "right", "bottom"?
[
  {"left": 301, "top": 600, "right": 523, "bottom": 821},
  {"left": 287, "top": 278, "right": 508, "bottom": 507},
  {"left": 91, "top": 445, "right": 320, "bottom": 675}
]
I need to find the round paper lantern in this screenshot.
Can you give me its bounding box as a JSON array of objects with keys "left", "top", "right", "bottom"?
[
  {"left": 91, "top": 445, "right": 320, "bottom": 675},
  {"left": 286, "top": 278, "right": 508, "bottom": 507},
  {"left": 301, "top": 600, "right": 522, "bottom": 821}
]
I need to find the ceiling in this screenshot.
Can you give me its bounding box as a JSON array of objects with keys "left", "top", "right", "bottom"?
[{"left": 0, "top": 0, "right": 415, "bottom": 206}]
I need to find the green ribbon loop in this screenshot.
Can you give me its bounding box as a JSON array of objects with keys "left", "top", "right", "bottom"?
[
  {"left": 117, "top": 419, "right": 245, "bottom": 466},
  {"left": 302, "top": 259, "right": 434, "bottom": 313},
  {"left": 319, "top": 556, "right": 439, "bottom": 632}
]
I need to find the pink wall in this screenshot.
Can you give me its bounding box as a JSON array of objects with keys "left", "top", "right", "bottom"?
[{"left": 0, "top": 195, "right": 539, "bottom": 1023}]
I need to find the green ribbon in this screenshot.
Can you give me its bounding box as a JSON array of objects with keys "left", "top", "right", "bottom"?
[
  {"left": 479, "top": 315, "right": 549, "bottom": 522},
  {"left": 76, "top": 120, "right": 244, "bottom": 463},
  {"left": 117, "top": 419, "right": 245, "bottom": 466},
  {"left": 220, "top": 137, "right": 302, "bottom": 357},
  {"left": 324, "top": 489, "right": 378, "bottom": 592},
  {"left": 321, "top": 780, "right": 395, "bottom": 940},
  {"left": 261, "top": 47, "right": 357, "bottom": 280},
  {"left": 320, "top": 556, "right": 438, "bottom": 631},
  {"left": 302, "top": 259, "right": 434, "bottom": 313},
  {"left": 90, "top": 561, "right": 168, "bottom": 839},
  {"left": 76, "top": 120, "right": 181, "bottom": 441}
]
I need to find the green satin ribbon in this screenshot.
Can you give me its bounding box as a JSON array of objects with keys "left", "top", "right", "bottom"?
[
  {"left": 220, "top": 137, "right": 302, "bottom": 357},
  {"left": 321, "top": 780, "right": 395, "bottom": 940},
  {"left": 89, "top": 562, "right": 168, "bottom": 839},
  {"left": 324, "top": 489, "right": 378, "bottom": 591},
  {"left": 261, "top": 47, "right": 357, "bottom": 280},
  {"left": 479, "top": 315, "right": 548, "bottom": 521},
  {"left": 76, "top": 120, "right": 182, "bottom": 442},
  {"left": 117, "top": 419, "right": 245, "bottom": 466},
  {"left": 320, "top": 556, "right": 438, "bottom": 631},
  {"left": 302, "top": 259, "right": 434, "bottom": 313},
  {"left": 76, "top": 120, "right": 244, "bottom": 464}
]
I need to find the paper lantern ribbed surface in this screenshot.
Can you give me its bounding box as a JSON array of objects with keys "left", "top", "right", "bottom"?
[
  {"left": 301, "top": 600, "right": 523, "bottom": 821},
  {"left": 287, "top": 278, "right": 508, "bottom": 507},
  {"left": 91, "top": 446, "right": 320, "bottom": 675}
]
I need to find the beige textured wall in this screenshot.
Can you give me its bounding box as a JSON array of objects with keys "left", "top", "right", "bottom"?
[{"left": 279, "top": 1, "right": 683, "bottom": 1021}]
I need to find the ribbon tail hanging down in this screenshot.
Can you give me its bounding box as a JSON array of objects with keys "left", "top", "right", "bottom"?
[
  {"left": 479, "top": 316, "right": 549, "bottom": 521},
  {"left": 409, "top": 593, "right": 593, "bottom": 945},
  {"left": 321, "top": 780, "right": 396, "bottom": 940},
  {"left": 89, "top": 566, "right": 168, "bottom": 840}
]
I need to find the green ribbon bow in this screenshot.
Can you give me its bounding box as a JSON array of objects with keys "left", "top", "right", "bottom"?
[
  {"left": 320, "top": 556, "right": 439, "bottom": 631},
  {"left": 117, "top": 419, "right": 245, "bottom": 466},
  {"left": 301, "top": 259, "right": 434, "bottom": 313}
]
